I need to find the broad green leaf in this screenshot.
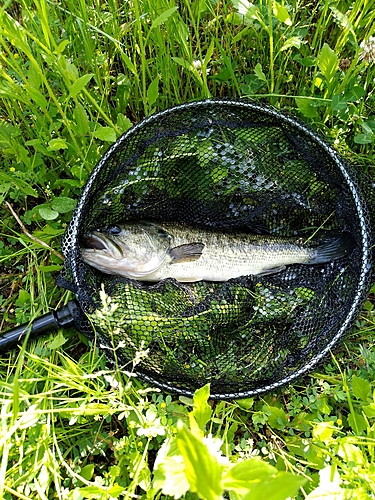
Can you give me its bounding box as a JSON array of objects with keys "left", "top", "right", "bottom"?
[
  {"left": 107, "top": 484, "right": 125, "bottom": 497},
  {"left": 363, "top": 402, "right": 375, "bottom": 417},
  {"left": 317, "top": 43, "right": 338, "bottom": 84},
  {"left": 315, "top": 76, "right": 324, "bottom": 89},
  {"left": 298, "top": 56, "right": 316, "bottom": 67},
  {"left": 38, "top": 206, "right": 59, "bottom": 220},
  {"left": 363, "top": 299, "right": 374, "bottom": 311},
  {"left": 254, "top": 63, "right": 267, "bottom": 82},
  {"left": 222, "top": 458, "right": 276, "bottom": 494},
  {"left": 58, "top": 56, "right": 79, "bottom": 80},
  {"left": 73, "top": 102, "right": 90, "bottom": 136},
  {"left": 345, "top": 84, "right": 366, "bottom": 101},
  {"left": 150, "top": 6, "right": 178, "bottom": 30},
  {"left": 26, "top": 86, "right": 48, "bottom": 108},
  {"left": 17, "top": 179, "right": 38, "bottom": 197},
  {"left": 331, "top": 94, "right": 347, "bottom": 111},
  {"left": 34, "top": 225, "right": 65, "bottom": 236},
  {"left": 351, "top": 374, "right": 371, "bottom": 401},
  {"left": 92, "top": 126, "right": 117, "bottom": 142},
  {"left": 315, "top": 76, "right": 324, "bottom": 88},
  {"left": 266, "top": 406, "right": 288, "bottom": 430},
  {"left": 252, "top": 410, "right": 268, "bottom": 427},
  {"left": 80, "top": 464, "right": 95, "bottom": 482},
  {"left": 0, "top": 121, "right": 21, "bottom": 142},
  {"left": 0, "top": 183, "right": 11, "bottom": 204},
  {"left": 354, "top": 133, "right": 372, "bottom": 144},
  {"left": 204, "top": 38, "right": 215, "bottom": 68},
  {"left": 55, "top": 39, "right": 70, "bottom": 55},
  {"left": 285, "top": 435, "right": 326, "bottom": 469},
  {"left": 315, "top": 395, "right": 332, "bottom": 415},
  {"left": 290, "top": 411, "right": 314, "bottom": 430},
  {"left": 273, "top": 1, "right": 292, "bottom": 25},
  {"left": 25, "top": 138, "right": 49, "bottom": 154},
  {"left": 223, "top": 458, "right": 306, "bottom": 499},
  {"left": 39, "top": 265, "right": 62, "bottom": 272},
  {"left": 109, "top": 465, "right": 121, "bottom": 481},
  {"left": 147, "top": 76, "right": 159, "bottom": 107},
  {"left": 120, "top": 52, "right": 136, "bottom": 75},
  {"left": 16, "top": 289, "right": 31, "bottom": 307},
  {"left": 243, "top": 471, "right": 306, "bottom": 500},
  {"left": 68, "top": 73, "right": 94, "bottom": 97},
  {"left": 312, "top": 421, "right": 335, "bottom": 443},
  {"left": 329, "top": 6, "right": 356, "bottom": 44},
  {"left": 77, "top": 485, "right": 108, "bottom": 498},
  {"left": 73, "top": 403, "right": 111, "bottom": 416},
  {"left": 48, "top": 138, "right": 68, "bottom": 151},
  {"left": 51, "top": 196, "right": 76, "bottom": 214},
  {"left": 236, "top": 398, "right": 254, "bottom": 410},
  {"left": 0, "top": 172, "right": 38, "bottom": 198},
  {"left": 46, "top": 331, "right": 67, "bottom": 350},
  {"left": 295, "top": 97, "right": 319, "bottom": 119},
  {"left": 192, "top": 384, "right": 212, "bottom": 431},
  {"left": 347, "top": 411, "right": 368, "bottom": 434},
  {"left": 177, "top": 423, "right": 223, "bottom": 500},
  {"left": 116, "top": 113, "right": 133, "bottom": 134},
  {"left": 27, "top": 63, "right": 42, "bottom": 89},
  {"left": 338, "top": 438, "right": 365, "bottom": 465},
  {"left": 232, "top": 25, "right": 251, "bottom": 44},
  {"left": 179, "top": 396, "right": 194, "bottom": 406},
  {"left": 281, "top": 36, "right": 304, "bottom": 51},
  {"left": 361, "top": 120, "right": 375, "bottom": 134}
]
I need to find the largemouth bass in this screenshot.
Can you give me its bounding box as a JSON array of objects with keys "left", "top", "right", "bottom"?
[{"left": 81, "top": 222, "right": 355, "bottom": 282}]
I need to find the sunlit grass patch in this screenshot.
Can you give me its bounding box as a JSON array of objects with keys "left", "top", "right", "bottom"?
[{"left": 1, "top": 0, "right": 375, "bottom": 498}]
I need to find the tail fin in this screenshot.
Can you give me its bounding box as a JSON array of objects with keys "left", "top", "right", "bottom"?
[{"left": 308, "top": 231, "right": 355, "bottom": 265}]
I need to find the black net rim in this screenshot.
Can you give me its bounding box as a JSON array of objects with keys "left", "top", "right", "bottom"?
[{"left": 66, "top": 98, "right": 373, "bottom": 399}]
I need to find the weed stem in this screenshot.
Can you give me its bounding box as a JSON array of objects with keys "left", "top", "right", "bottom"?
[{"left": 5, "top": 201, "right": 64, "bottom": 261}]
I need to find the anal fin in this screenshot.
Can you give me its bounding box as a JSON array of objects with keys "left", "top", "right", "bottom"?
[{"left": 257, "top": 265, "right": 286, "bottom": 276}]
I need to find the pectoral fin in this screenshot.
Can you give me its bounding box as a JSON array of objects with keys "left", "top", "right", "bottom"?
[{"left": 170, "top": 243, "right": 205, "bottom": 263}]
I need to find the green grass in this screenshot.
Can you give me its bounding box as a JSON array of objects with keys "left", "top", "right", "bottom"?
[{"left": 1, "top": 0, "right": 375, "bottom": 498}]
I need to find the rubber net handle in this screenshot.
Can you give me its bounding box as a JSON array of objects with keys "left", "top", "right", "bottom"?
[{"left": 0, "top": 300, "right": 80, "bottom": 354}]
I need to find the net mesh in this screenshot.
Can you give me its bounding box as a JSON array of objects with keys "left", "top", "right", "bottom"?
[{"left": 57, "top": 99, "right": 373, "bottom": 399}]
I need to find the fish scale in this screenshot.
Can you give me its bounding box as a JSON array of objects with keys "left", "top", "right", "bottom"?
[{"left": 151, "top": 224, "right": 311, "bottom": 281}]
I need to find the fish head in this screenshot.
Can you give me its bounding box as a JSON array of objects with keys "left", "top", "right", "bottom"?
[{"left": 81, "top": 222, "right": 171, "bottom": 278}]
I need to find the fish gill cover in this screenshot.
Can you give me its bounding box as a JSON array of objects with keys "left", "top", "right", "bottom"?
[{"left": 57, "top": 99, "right": 373, "bottom": 399}]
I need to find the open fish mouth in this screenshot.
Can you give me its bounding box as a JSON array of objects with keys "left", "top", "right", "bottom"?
[
  {"left": 81, "top": 233, "right": 125, "bottom": 256},
  {"left": 82, "top": 234, "right": 107, "bottom": 251}
]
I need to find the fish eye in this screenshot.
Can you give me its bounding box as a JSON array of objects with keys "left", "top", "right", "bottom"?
[{"left": 108, "top": 225, "right": 122, "bottom": 235}]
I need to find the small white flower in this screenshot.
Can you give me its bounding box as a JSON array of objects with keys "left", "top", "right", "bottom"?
[
  {"left": 60, "top": 487, "right": 70, "bottom": 499},
  {"left": 202, "top": 434, "right": 230, "bottom": 465},
  {"left": 103, "top": 374, "right": 120, "bottom": 389},
  {"left": 192, "top": 59, "right": 211, "bottom": 76},
  {"left": 359, "top": 36, "right": 375, "bottom": 63},
  {"left": 133, "top": 340, "right": 150, "bottom": 367},
  {"left": 136, "top": 408, "right": 166, "bottom": 438}
]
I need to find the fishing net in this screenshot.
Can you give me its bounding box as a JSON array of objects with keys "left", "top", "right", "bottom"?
[{"left": 57, "top": 99, "right": 374, "bottom": 399}]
